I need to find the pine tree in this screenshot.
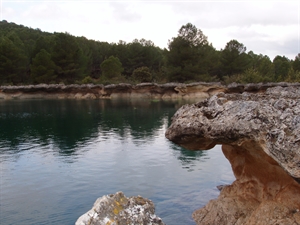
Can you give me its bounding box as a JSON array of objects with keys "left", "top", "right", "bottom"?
[
  {"left": 100, "top": 56, "right": 124, "bottom": 79},
  {"left": 0, "top": 36, "right": 27, "bottom": 84},
  {"left": 51, "top": 32, "right": 84, "bottom": 83},
  {"left": 30, "top": 49, "right": 57, "bottom": 83}
]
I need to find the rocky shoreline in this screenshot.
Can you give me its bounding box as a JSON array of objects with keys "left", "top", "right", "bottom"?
[
  {"left": 165, "top": 85, "right": 300, "bottom": 225},
  {"left": 1, "top": 82, "right": 299, "bottom": 100}
]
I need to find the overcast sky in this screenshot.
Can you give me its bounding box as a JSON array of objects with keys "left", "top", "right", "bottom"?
[{"left": 1, "top": 0, "right": 299, "bottom": 60}]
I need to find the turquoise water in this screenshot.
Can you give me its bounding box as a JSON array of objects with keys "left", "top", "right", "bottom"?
[{"left": 0, "top": 99, "right": 234, "bottom": 225}]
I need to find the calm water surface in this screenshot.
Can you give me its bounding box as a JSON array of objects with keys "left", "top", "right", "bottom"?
[{"left": 0, "top": 99, "right": 234, "bottom": 225}]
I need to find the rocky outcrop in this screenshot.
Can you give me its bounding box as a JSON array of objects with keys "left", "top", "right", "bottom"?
[
  {"left": 75, "top": 191, "right": 165, "bottom": 225},
  {"left": 165, "top": 85, "right": 300, "bottom": 225},
  {"left": 2, "top": 82, "right": 299, "bottom": 100}
]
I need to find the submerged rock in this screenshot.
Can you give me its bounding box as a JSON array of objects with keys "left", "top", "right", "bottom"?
[
  {"left": 75, "top": 191, "right": 165, "bottom": 225},
  {"left": 166, "top": 86, "right": 300, "bottom": 225}
]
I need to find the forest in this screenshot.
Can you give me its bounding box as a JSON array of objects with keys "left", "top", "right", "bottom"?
[{"left": 1, "top": 20, "right": 300, "bottom": 85}]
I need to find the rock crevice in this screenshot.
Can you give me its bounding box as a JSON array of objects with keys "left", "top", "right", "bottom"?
[{"left": 165, "top": 86, "right": 300, "bottom": 225}]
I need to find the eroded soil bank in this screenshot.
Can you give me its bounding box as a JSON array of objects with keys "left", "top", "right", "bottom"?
[
  {"left": 1, "top": 82, "right": 299, "bottom": 100},
  {"left": 166, "top": 85, "right": 300, "bottom": 224}
]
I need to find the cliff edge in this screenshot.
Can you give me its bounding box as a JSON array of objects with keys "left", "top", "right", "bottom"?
[{"left": 165, "top": 85, "right": 300, "bottom": 225}]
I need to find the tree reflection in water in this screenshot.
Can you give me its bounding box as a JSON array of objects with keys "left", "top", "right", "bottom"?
[
  {"left": 0, "top": 98, "right": 234, "bottom": 225},
  {"left": 0, "top": 98, "right": 196, "bottom": 158}
]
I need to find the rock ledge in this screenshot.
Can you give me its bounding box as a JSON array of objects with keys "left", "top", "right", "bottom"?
[{"left": 166, "top": 86, "right": 300, "bottom": 225}]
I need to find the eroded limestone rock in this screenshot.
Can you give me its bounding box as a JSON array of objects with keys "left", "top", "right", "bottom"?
[
  {"left": 165, "top": 86, "right": 300, "bottom": 225},
  {"left": 75, "top": 191, "right": 165, "bottom": 225}
]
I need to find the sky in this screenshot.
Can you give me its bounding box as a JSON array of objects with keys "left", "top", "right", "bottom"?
[{"left": 1, "top": 0, "right": 299, "bottom": 60}]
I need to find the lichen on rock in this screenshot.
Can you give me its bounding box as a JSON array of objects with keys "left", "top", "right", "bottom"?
[
  {"left": 165, "top": 85, "right": 300, "bottom": 225},
  {"left": 75, "top": 191, "right": 165, "bottom": 225}
]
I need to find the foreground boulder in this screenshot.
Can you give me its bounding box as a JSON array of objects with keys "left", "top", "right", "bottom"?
[
  {"left": 76, "top": 191, "right": 165, "bottom": 225},
  {"left": 166, "top": 86, "right": 300, "bottom": 225}
]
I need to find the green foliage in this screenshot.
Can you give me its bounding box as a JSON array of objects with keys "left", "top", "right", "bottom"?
[
  {"left": 113, "top": 39, "right": 163, "bottom": 78},
  {"left": 292, "top": 53, "right": 300, "bottom": 72},
  {"left": 166, "top": 23, "right": 213, "bottom": 82},
  {"left": 100, "top": 56, "right": 124, "bottom": 79},
  {"left": 0, "top": 20, "right": 300, "bottom": 85},
  {"left": 51, "top": 32, "right": 84, "bottom": 83},
  {"left": 273, "top": 55, "right": 291, "bottom": 81},
  {"left": 81, "top": 76, "right": 94, "bottom": 84},
  {"left": 285, "top": 68, "right": 300, "bottom": 82},
  {"left": 132, "top": 66, "right": 152, "bottom": 82},
  {"left": 98, "top": 72, "right": 128, "bottom": 85},
  {"left": 0, "top": 35, "right": 27, "bottom": 84},
  {"left": 31, "top": 36, "right": 54, "bottom": 60},
  {"left": 223, "top": 74, "right": 243, "bottom": 84},
  {"left": 247, "top": 52, "right": 274, "bottom": 82},
  {"left": 239, "top": 68, "right": 263, "bottom": 83},
  {"left": 220, "top": 40, "right": 250, "bottom": 77},
  {"left": 177, "top": 22, "right": 208, "bottom": 47},
  {"left": 30, "top": 49, "right": 57, "bottom": 83},
  {"left": 89, "top": 41, "right": 112, "bottom": 79}
]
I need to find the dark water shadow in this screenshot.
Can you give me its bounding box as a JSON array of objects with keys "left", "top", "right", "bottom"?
[{"left": 170, "top": 142, "right": 207, "bottom": 172}]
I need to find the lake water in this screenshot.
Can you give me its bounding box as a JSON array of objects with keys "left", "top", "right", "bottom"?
[{"left": 0, "top": 99, "right": 234, "bottom": 225}]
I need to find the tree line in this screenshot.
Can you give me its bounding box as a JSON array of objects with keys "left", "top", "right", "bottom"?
[{"left": 1, "top": 20, "right": 300, "bottom": 85}]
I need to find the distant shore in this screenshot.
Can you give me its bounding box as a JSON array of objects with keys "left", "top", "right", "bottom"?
[{"left": 1, "top": 82, "right": 299, "bottom": 100}]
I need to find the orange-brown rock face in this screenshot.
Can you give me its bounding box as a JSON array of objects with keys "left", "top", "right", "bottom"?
[
  {"left": 193, "top": 143, "right": 300, "bottom": 225},
  {"left": 165, "top": 86, "right": 300, "bottom": 225}
]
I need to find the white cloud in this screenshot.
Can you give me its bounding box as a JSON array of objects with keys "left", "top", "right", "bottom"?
[
  {"left": 171, "top": 1, "right": 298, "bottom": 28},
  {"left": 21, "top": 3, "right": 65, "bottom": 20},
  {"left": 168, "top": 1, "right": 299, "bottom": 59},
  {"left": 110, "top": 2, "right": 142, "bottom": 23},
  {"left": 2, "top": 6, "right": 14, "bottom": 16}
]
